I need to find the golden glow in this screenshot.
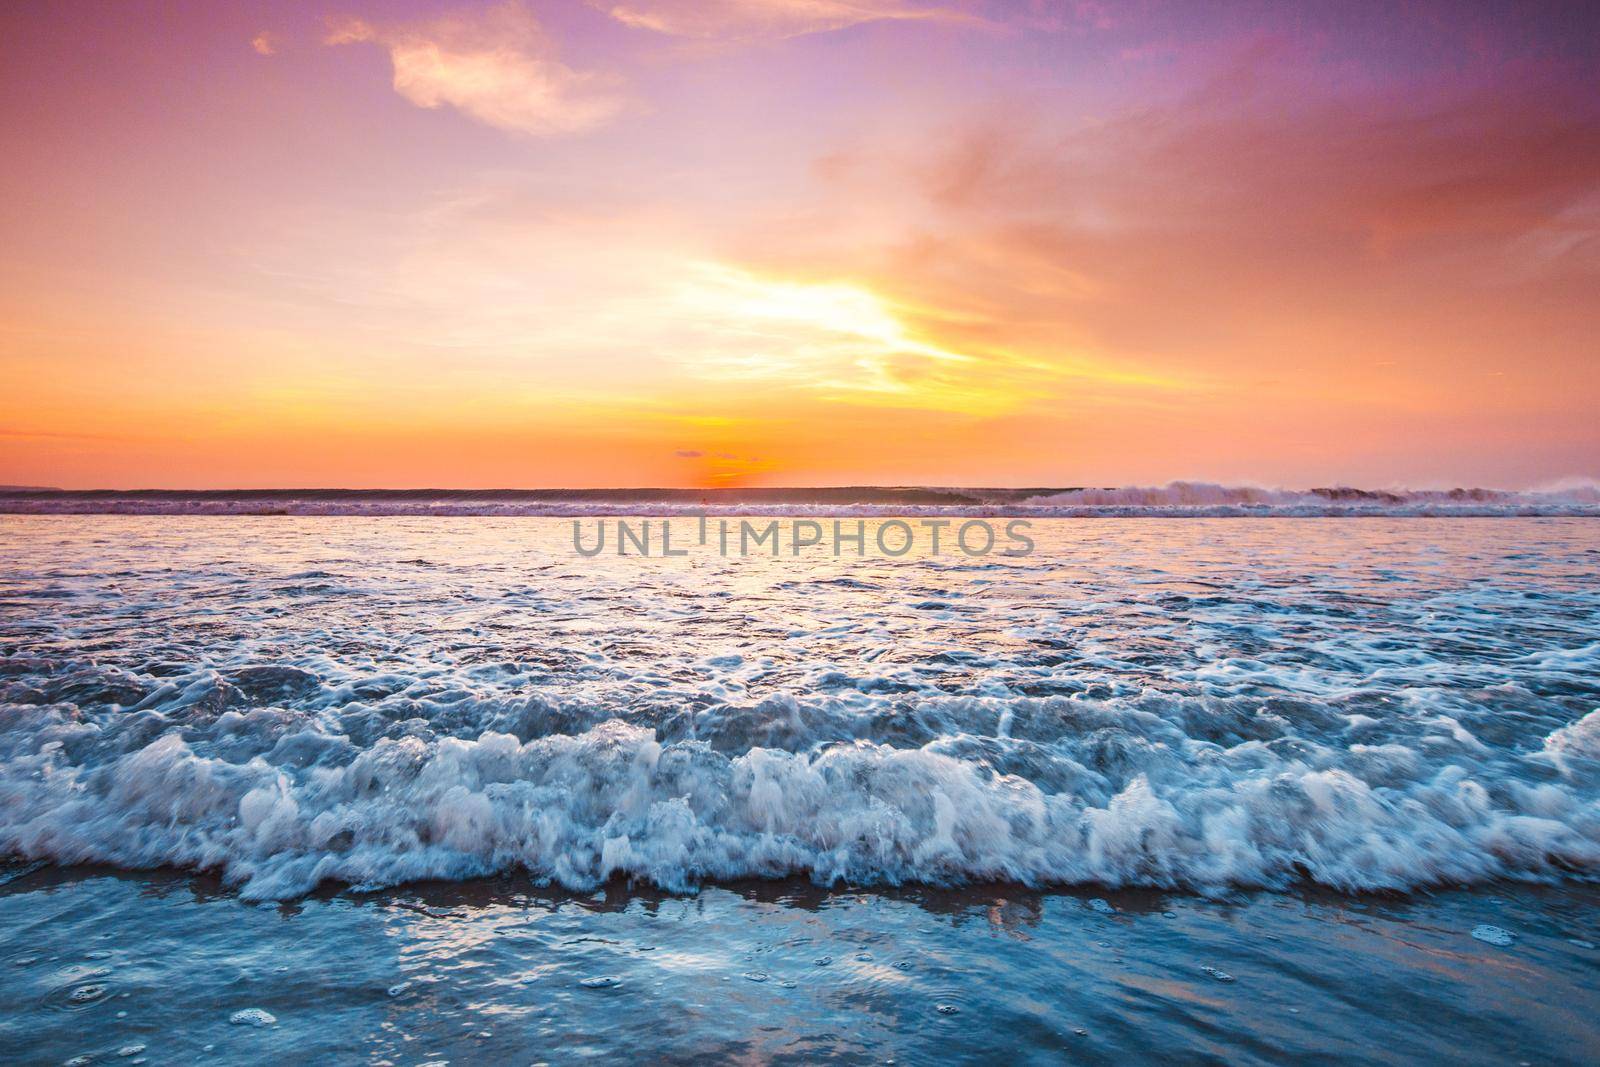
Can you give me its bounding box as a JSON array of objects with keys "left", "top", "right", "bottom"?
[{"left": 683, "top": 264, "right": 965, "bottom": 363}]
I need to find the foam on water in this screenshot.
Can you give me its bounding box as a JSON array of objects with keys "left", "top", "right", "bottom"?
[
  {"left": 1471, "top": 924, "right": 1516, "bottom": 946},
  {"left": 0, "top": 516, "right": 1597, "bottom": 901}
]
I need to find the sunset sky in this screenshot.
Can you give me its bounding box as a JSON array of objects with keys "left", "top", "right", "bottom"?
[{"left": 2, "top": 0, "right": 1596, "bottom": 489}]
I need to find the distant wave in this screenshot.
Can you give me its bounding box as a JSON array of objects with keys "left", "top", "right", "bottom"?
[
  {"left": 1015, "top": 480, "right": 1600, "bottom": 517},
  {"left": 2, "top": 481, "right": 1598, "bottom": 517}
]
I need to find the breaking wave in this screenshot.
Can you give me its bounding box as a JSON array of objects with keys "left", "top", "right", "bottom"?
[
  {"left": 1018, "top": 480, "right": 1600, "bottom": 516},
  {"left": 2, "top": 693, "right": 1598, "bottom": 900},
  {"left": 1, "top": 516, "right": 1597, "bottom": 900}
]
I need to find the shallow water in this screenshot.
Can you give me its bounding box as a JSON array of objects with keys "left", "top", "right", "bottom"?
[
  {"left": 1, "top": 516, "right": 1598, "bottom": 1060},
  {"left": 1, "top": 865, "right": 1596, "bottom": 1065}
]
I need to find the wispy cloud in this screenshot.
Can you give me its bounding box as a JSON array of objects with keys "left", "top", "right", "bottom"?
[
  {"left": 788, "top": 46, "right": 1600, "bottom": 431},
  {"left": 250, "top": 31, "right": 277, "bottom": 56},
  {"left": 597, "top": 0, "right": 959, "bottom": 40},
  {"left": 1, "top": 429, "right": 122, "bottom": 441},
  {"left": 326, "top": 2, "right": 624, "bottom": 136}
]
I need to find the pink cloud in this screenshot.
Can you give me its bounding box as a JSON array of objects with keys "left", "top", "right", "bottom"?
[
  {"left": 598, "top": 0, "right": 962, "bottom": 40},
  {"left": 326, "top": 2, "right": 625, "bottom": 136}
]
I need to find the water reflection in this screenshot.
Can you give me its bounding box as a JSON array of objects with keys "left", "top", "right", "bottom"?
[{"left": 1, "top": 863, "right": 1595, "bottom": 1065}]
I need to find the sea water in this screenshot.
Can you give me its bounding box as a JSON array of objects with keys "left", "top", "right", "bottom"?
[{"left": 0, "top": 515, "right": 1596, "bottom": 1062}]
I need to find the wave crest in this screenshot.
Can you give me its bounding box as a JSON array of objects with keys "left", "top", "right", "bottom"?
[{"left": 4, "top": 692, "right": 1597, "bottom": 900}]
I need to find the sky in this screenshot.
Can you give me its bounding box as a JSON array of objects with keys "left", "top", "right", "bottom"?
[{"left": 1, "top": 0, "right": 1596, "bottom": 490}]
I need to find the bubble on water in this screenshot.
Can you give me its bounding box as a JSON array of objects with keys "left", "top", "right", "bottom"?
[
  {"left": 116, "top": 1011, "right": 127, "bottom": 1018},
  {"left": 387, "top": 981, "right": 412, "bottom": 997},
  {"left": 779, "top": 980, "right": 796, "bottom": 989},
  {"left": 855, "top": 952, "right": 873, "bottom": 962},
  {"left": 579, "top": 975, "right": 622, "bottom": 989},
  {"left": 935, "top": 1004, "right": 960, "bottom": 1016},
  {"left": 814, "top": 956, "right": 833, "bottom": 966},
  {"left": 68, "top": 985, "right": 107, "bottom": 1004},
  {"left": 1288, "top": 1008, "right": 1300, "bottom": 1014},
  {"left": 1073, "top": 1028, "right": 1088, "bottom": 1037},
  {"left": 1200, "top": 966, "right": 1235, "bottom": 982},
  {"left": 1162, "top": 912, "right": 1177, "bottom": 919},
  {"left": 1087, "top": 898, "right": 1114, "bottom": 914},
  {"left": 65, "top": 1057, "right": 91, "bottom": 1066},
  {"left": 229, "top": 1008, "right": 277, "bottom": 1027},
  {"left": 1471, "top": 925, "right": 1515, "bottom": 947},
  {"left": 85, "top": 950, "right": 113, "bottom": 960},
  {"left": 16, "top": 956, "right": 39, "bottom": 966},
  {"left": 1095, "top": 940, "right": 1110, "bottom": 949},
  {"left": 202, "top": 1046, "right": 215, "bottom": 1053},
  {"left": 894, "top": 961, "right": 911, "bottom": 971},
  {"left": 117, "top": 1046, "right": 146, "bottom": 1058},
  {"left": 742, "top": 971, "right": 769, "bottom": 983}
]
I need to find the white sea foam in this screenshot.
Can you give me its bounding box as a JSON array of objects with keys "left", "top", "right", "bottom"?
[
  {"left": 1, "top": 693, "right": 1596, "bottom": 900},
  {"left": 0, "top": 517, "right": 1597, "bottom": 900}
]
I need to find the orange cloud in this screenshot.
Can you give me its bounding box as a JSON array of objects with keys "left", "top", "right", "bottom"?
[
  {"left": 790, "top": 52, "right": 1600, "bottom": 393},
  {"left": 250, "top": 31, "right": 277, "bottom": 56},
  {"left": 326, "top": 2, "right": 624, "bottom": 136},
  {"left": 905, "top": 54, "right": 1600, "bottom": 257}
]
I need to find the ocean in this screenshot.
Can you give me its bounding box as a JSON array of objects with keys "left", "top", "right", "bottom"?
[{"left": 1, "top": 512, "right": 1596, "bottom": 1063}]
